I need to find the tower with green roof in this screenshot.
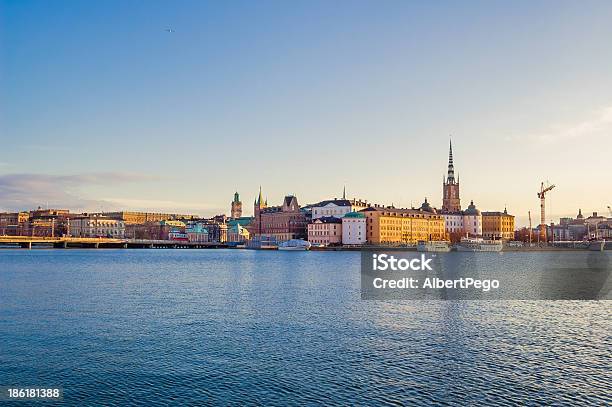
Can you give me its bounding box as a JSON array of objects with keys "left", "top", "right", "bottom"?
[{"left": 231, "top": 191, "right": 242, "bottom": 219}]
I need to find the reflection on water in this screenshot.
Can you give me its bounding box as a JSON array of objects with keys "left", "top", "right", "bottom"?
[{"left": 0, "top": 250, "right": 610, "bottom": 405}]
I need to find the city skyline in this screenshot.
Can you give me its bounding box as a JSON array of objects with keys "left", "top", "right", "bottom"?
[{"left": 2, "top": 1, "right": 612, "bottom": 226}]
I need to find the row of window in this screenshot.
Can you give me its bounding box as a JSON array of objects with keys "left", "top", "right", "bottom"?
[
  {"left": 309, "top": 231, "right": 338, "bottom": 236},
  {"left": 380, "top": 218, "right": 441, "bottom": 224},
  {"left": 309, "top": 224, "right": 339, "bottom": 229},
  {"left": 83, "top": 222, "right": 124, "bottom": 227}
]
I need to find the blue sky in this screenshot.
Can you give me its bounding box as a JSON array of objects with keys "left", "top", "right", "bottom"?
[{"left": 1, "top": 1, "right": 611, "bottom": 224}]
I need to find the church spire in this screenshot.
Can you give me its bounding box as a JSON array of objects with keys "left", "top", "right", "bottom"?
[
  {"left": 442, "top": 137, "right": 461, "bottom": 212},
  {"left": 256, "top": 186, "right": 264, "bottom": 207},
  {"left": 446, "top": 136, "right": 455, "bottom": 184},
  {"left": 342, "top": 185, "right": 346, "bottom": 200}
]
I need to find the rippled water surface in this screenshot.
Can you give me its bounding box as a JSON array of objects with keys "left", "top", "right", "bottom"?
[{"left": 1, "top": 249, "right": 610, "bottom": 406}]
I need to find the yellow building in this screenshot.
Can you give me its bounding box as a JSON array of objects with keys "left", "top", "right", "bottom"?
[
  {"left": 482, "top": 209, "right": 515, "bottom": 240},
  {"left": 103, "top": 211, "right": 196, "bottom": 225},
  {"left": 363, "top": 206, "right": 446, "bottom": 245}
]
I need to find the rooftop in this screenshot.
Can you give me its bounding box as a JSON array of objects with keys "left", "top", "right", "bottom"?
[
  {"left": 311, "top": 198, "right": 368, "bottom": 208},
  {"left": 312, "top": 216, "right": 342, "bottom": 224},
  {"left": 362, "top": 206, "right": 442, "bottom": 218}
]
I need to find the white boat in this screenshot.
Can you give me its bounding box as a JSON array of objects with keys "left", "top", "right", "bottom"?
[
  {"left": 588, "top": 239, "right": 606, "bottom": 251},
  {"left": 278, "top": 239, "right": 311, "bottom": 251},
  {"left": 456, "top": 237, "right": 503, "bottom": 252},
  {"left": 417, "top": 240, "right": 451, "bottom": 252}
]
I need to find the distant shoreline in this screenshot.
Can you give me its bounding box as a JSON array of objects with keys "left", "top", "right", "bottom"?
[{"left": 0, "top": 244, "right": 606, "bottom": 252}]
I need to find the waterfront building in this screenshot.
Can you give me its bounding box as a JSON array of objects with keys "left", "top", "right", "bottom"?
[
  {"left": 252, "top": 188, "right": 307, "bottom": 241},
  {"left": 482, "top": 208, "right": 515, "bottom": 240},
  {"left": 124, "top": 219, "right": 214, "bottom": 241},
  {"left": 545, "top": 209, "right": 611, "bottom": 241},
  {"left": 441, "top": 212, "right": 464, "bottom": 236},
  {"left": 462, "top": 200, "right": 483, "bottom": 237},
  {"left": 550, "top": 223, "right": 572, "bottom": 241},
  {"left": 567, "top": 209, "right": 587, "bottom": 240},
  {"left": 186, "top": 223, "right": 209, "bottom": 243},
  {"left": 0, "top": 212, "right": 30, "bottom": 236},
  {"left": 125, "top": 222, "right": 155, "bottom": 239},
  {"left": 585, "top": 212, "right": 607, "bottom": 227},
  {"left": 363, "top": 205, "right": 445, "bottom": 245},
  {"left": 552, "top": 209, "right": 587, "bottom": 241},
  {"left": 584, "top": 213, "right": 611, "bottom": 239},
  {"left": 28, "top": 208, "right": 73, "bottom": 237},
  {"left": 227, "top": 223, "right": 250, "bottom": 243},
  {"left": 69, "top": 215, "right": 125, "bottom": 238},
  {"left": 230, "top": 192, "right": 243, "bottom": 219},
  {"left": 549, "top": 216, "right": 579, "bottom": 241},
  {"left": 198, "top": 219, "right": 228, "bottom": 243},
  {"left": 596, "top": 222, "right": 612, "bottom": 239},
  {"left": 442, "top": 139, "right": 461, "bottom": 212},
  {"left": 159, "top": 220, "right": 186, "bottom": 240},
  {"left": 124, "top": 220, "right": 185, "bottom": 240},
  {"left": 29, "top": 218, "right": 55, "bottom": 237},
  {"left": 103, "top": 211, "right": 196, "bottom": 225},
  {"left": 307, "top": 216, "right": 342, "bottom": 246},
  {"left": 421, "top": 197, "right": 473, "bottom": 242},
  {"left": 310, "top": 189, "right": 368, "bottom": 220},
  {"left": 341, "top": 211, "right": 366, "bottom": 245}
]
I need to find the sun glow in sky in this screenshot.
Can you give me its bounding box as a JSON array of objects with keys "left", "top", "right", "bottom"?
[{"left": 1, "top": 1, "right": 611, "bottom": 225}]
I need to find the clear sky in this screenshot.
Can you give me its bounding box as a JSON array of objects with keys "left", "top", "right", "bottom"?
[{"left": 1, "top": 0, "right": 611, "bottom": 225}]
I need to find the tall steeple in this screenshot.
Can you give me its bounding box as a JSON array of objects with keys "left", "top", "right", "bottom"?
[
  {"left": 253, "top": 186, "right": 266, "bottom": 235},
  {"left": 254, "top": 186, "right": 267, "bottom": 211},
  {"left": 446, "top": 137, "right": 455, "bottom": 184},
  {"left": 442, "top": 136, "right": 461, "bottom": 212},
  {"left": 342, "top": 185, "right": 346, "bottom": 200}
]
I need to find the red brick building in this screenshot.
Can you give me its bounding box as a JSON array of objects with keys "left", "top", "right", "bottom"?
[{"left": 252, "top": 188, "right": 307, "bottom": 241}]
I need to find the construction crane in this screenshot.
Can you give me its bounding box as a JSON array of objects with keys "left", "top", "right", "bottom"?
[{"left": 537, "top": 182, "right": 555, "bottom": 242}]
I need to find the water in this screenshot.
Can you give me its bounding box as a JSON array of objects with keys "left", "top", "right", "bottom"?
[{"left": 0, "top": 249, "right": 610, "bottom": 406}]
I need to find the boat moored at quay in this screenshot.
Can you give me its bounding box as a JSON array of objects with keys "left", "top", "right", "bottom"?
[
  {"left": 456, "top": 237, "right": 503, "bottom": 252},
  {"left": 278, "top": 239, "right": 312, "bottom": 251},
  {"left": 417, "top": 240, "right": 451, "bottom": 252}
]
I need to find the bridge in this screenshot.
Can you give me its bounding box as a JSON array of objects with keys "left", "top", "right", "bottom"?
[{"left": 0, "top": 236, "right": 228, "bottom": 249}]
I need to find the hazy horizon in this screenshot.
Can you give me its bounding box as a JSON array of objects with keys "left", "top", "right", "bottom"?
[{"left": 2, "top": 1, "right": 611, "bottom": 226}]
